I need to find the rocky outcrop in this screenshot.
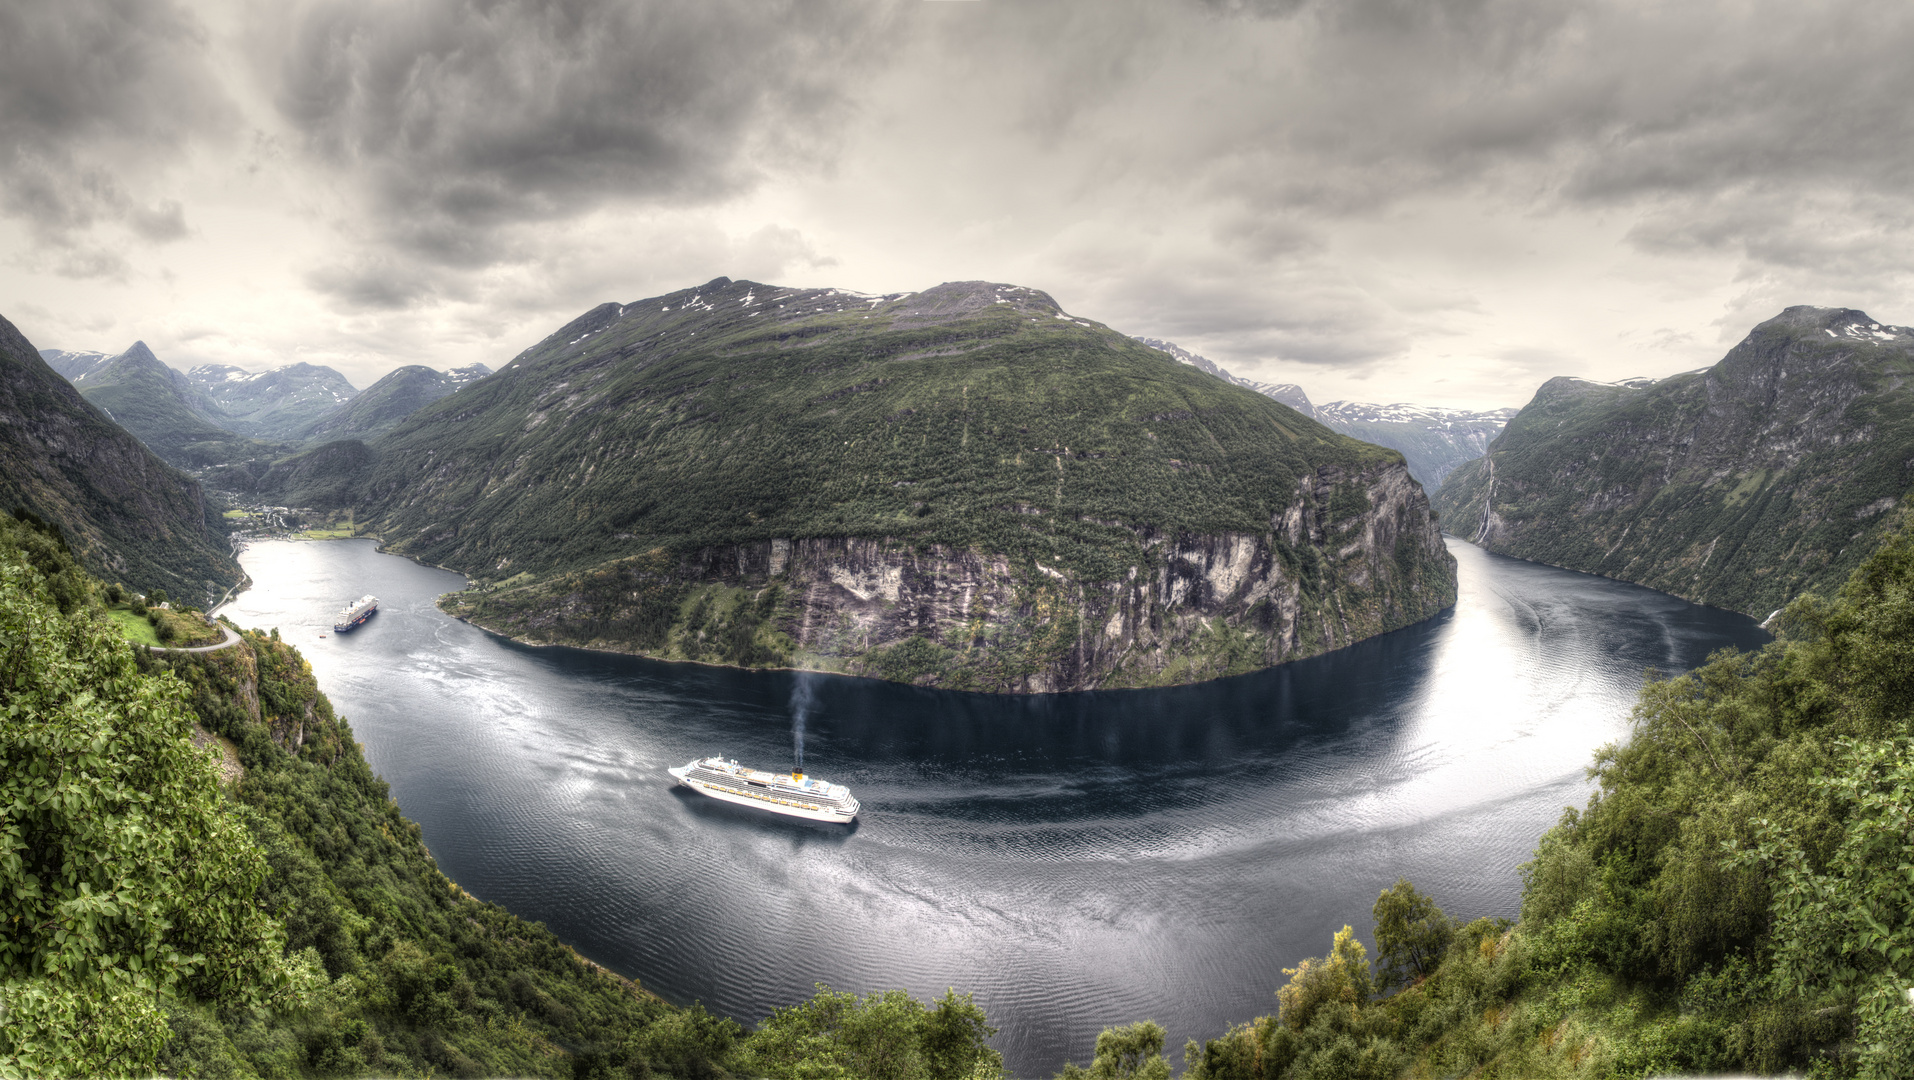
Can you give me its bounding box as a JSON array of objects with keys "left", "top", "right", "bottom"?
[
  {"left": 442, "top": 456, "right": 1453, "bottom": 692},
  {"left": 1433, "top": 306, "right": 1914, "bottom": 617}
]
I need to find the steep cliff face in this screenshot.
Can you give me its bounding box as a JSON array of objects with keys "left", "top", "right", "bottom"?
[
  {"left": 1433, "top": 306, "right": 1914, "bottom": 617},
  {"left": 447, "top": 459, "right": 1448, "bottom": 691}
]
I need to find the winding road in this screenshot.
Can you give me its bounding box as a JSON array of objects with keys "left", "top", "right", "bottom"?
[{"left": 152, "top": 623, "right": 243, "bottom": 653}]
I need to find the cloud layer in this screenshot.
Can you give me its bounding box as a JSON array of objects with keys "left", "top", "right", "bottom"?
[{"left": 3, "top": 0, "right": 1912, "bottom": 405}]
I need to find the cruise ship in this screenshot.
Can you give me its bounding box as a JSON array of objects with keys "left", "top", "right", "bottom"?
[
  {"left": 333, "top": 595, "right": 378, "bottom": 633},
  {"left": 668, "top": 757, "right": 859, "bottom": 823}
]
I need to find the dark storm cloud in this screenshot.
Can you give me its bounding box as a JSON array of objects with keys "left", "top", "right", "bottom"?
[
  {"left": 268, "top": 0, "right": 894, "bottom": 302},
  {"left": 1188, "top": 0, "right": 1914, "bottom": 235},
  {"left": 940, "top": 0, "right": 1914, "bottom": 373},
  {"left": 0, "top": 0, "right": 229, "bottom": 272}
]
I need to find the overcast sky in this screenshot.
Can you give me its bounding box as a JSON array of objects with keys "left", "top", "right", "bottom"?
[{"left": 4, "top": 0, "right": 1911, "bottom": 409}]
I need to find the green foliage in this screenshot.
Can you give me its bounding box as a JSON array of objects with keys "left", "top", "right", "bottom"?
[
  {"left": 739, "top": 985, "right": 1001, "bottom": 1080},
  {"left": 1370, "top": 879, "right": 1455, "bottom": 994},
  {"left": 1058, "top": 1022, "right": 1171, "bottom": 1080},
  {"left": 1276, "top": 927, "right": 1372, "bottom": 1033},
  {"left": 0, "top": 517, "right": 312, "bottom": 1078},
  {"left": 1737, "top": 737, "right": 1914, "bottom": 1077}
]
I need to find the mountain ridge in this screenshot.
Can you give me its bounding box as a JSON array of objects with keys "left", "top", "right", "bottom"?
[{"left": 1432, "top": 305, "right": 1914, "bottom": 616}]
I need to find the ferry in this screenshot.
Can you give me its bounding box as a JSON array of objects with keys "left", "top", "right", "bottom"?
[
  {"left": 668, "top": 757, "right": 859, "bottom": 823},
  {"left": 333, "top": 595, "right": 378, "bottom": 633}
]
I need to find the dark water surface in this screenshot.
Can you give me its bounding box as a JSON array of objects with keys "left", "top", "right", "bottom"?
[{"left": 224, "top": 538, "right": 1767, "bottom": 1075}]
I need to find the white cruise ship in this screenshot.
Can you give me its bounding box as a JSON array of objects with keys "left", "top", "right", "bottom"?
[
  {"left": 333, "top": 595, "right": 378, "bottom": 633},
  {"left": 668, "top": 757, "right": 859, "bottom": 823}
]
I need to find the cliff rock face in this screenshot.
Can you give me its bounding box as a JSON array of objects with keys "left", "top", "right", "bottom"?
[
  {"left": 446, "top": 456, "right": 1450, "bottom": 692},
  {"left": 1433, "top": 306, "right": 1914, "bottom": 617}
]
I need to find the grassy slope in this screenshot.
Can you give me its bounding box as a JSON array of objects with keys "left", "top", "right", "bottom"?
[
  {"left": 363, "top": 279, "right": 1397, "bottom": 587},
  {"left": 1434, "top": 310, "right": 1914, "bottom": 617},
  {"left": 0, "top": 313, "right": 242, "bottom": 602}
]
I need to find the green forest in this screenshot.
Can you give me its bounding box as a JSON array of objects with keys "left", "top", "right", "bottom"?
[{"left": 10, "top": 493, "right": 1914, "bottom": 1076}]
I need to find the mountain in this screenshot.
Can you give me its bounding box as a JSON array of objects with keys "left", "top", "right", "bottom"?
[
  {"left": 297, "top": 362, "right": 491, "bottom": 443},
  {"left": 1135, "top": 337, "right": 1317, "bottom": 415},
  {"left": 1432, "top": 306, "right": 1914, "bottom": 617},
  {"left": 0, "top": 315, "right": 240, "bottom": 600},
  {"left": 311, "top": 278, "right": 1454, "bottom": 692},
  {"left": 57, "top": 341, "right": 277, "bottom": 469},
  {"left": 183, "top": 361, "right": 359, "bottom": 439},
  {"left": 39, "top": 347, "right": 115, "bottom": 382},
  {"left": 1312, "top": 401, "right": 1519, "bottom": 489},
  {"left": 1133, "top": 338, "right": 1514, "bottom": 489}
]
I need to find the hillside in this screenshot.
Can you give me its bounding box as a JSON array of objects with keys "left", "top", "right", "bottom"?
[
  {"left": 0, "top": 314, "right": 240, "bottom": 601},
  {"left": 298, "top": 362, "right": 491, "bottom": 442},
  {"left": 61, "top": 341, "right": 280, "bottom": 468},
  {"left": 326, "top": 278, "right": 1454, "bottom": 691},
  {"left": 185, "top": 361, "right": 360, "bottom": 439},
  {"left": 1312, "top": 401, "right": 1518, "bottom": 489},
  {"left": 1433, "top": 306, "right": 1914, "bottom": 617}
]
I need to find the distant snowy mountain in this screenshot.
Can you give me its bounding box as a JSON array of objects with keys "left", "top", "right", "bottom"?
[
  {"left": 39, "top": 349, "right": 116, "bottom": 382},
  {"left": 1134, "top": 337, "right": 1514, "bottom": 490},
  {"left": 183, "top": 362, "right": 359, "bottom": 440},
  {"left": 1312, "top": 401, "right": 1518, "bottom": 489}
]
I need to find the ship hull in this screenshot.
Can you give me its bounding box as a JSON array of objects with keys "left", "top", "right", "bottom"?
[
  {"left": 669, "top": 764, "right": 858, "bottom": 823},
  {"left": 333, "top": 608, "right": 376, "bottom": 633}
]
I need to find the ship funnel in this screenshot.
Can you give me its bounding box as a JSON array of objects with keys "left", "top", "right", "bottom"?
[{"left": 792, "top": 769, "right": 804, "bottom": 782}]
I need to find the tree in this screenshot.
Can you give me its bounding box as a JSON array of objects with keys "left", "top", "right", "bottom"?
[
  {"left": 0, "top": 546, "right": 315, "bottom": 1077},
  {"left": 1276, "top": 926, "right": 1371, "bottom": 1032},
  {"left": 1057, "top": 1021, "right": 1171, "bottom": 1080},
  {"left": 1371, "top": 879, "right": 1454, "bottom": 993},
  {"left": 742, "top": 984, "right": 1001, "bottom": 1080}
]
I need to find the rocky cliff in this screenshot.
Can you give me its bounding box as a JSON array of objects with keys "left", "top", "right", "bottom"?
[
  {"left": 1432, "top": 306, "right": 1914, "bottom": 617},
  {"left": 444, "top": 454, "right": 1448, "bottom": 692}
]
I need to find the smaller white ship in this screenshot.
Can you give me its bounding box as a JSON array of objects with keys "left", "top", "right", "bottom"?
[
  {"left": 668, "top": 757, "right": 859, "bottom": 823},
  {"left": 333, "top": 595, "right": 378, "bottom": 633}
]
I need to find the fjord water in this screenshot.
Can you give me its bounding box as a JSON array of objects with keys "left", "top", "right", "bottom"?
[{"left": 225, "top": 538, "right": 1766, "bottom": 1075}]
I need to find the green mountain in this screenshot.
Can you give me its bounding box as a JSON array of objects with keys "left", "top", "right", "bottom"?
[
  {"left": 62, "top": 341, "right": 282, "bottom": 469},
  {"left": 297, "top": 362, "right": 491, "bottom": 443},
  {"left": 0, "top": 316, "right": 240, "bottom": 601},
  {"left": 185, "top": 361, "right": 361, "bottom": 439},
  {"left": 1432, "top": 306, "right": 1914, "bottom": 617},
  {"left": 308, "top": 277, "right": 1453, "bottom": 691}
]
